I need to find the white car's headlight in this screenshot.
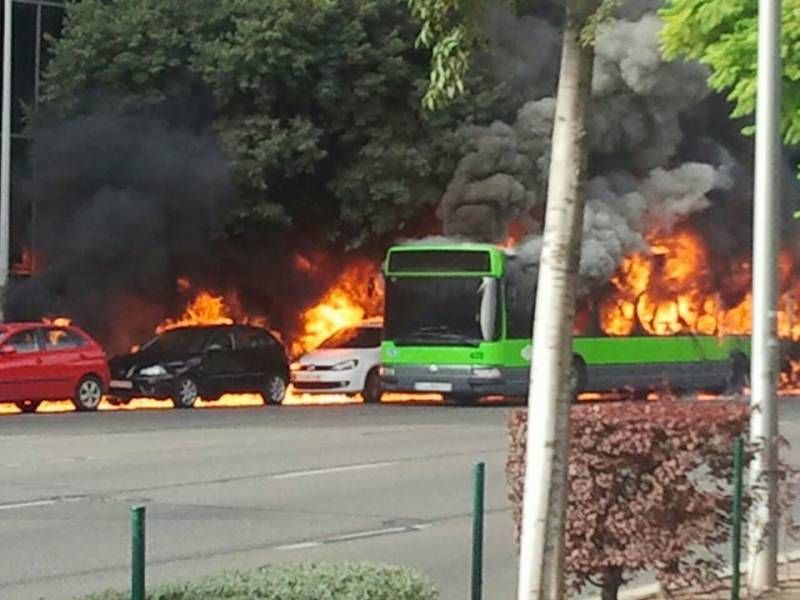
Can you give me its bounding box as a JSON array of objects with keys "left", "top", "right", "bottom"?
[
  {"left": 139, "top": 365, "right": 168, "bottom": 377},
  {"left": 331, "top": 359, "right": 358, "bottom": 371}
]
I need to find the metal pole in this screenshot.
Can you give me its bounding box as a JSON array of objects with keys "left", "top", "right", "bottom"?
[
  {"left": 748, "top": 0, "right": 782, "bottom": 591},
  {"left": 471, "top": 461, "right": 485, "bottom": 600},
  {"left": 131, "top": 505, "right": 146, "bottom": 600},
  {"left": 0, "top": 0, "right": 12, "bottom": 322},
  {"left": 731, "top": 437, "right": 744, "bottom": 600}
]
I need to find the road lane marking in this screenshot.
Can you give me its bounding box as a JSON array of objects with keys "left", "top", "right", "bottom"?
[
  {"left": 275, "top": 522, "right": 431, "bottom": 551},
  {"left": 270, "top": 461, "right": 396, "bottom": 480},
  {"left": 324, "top": 526, "right": 410, "bottom": 542},
  {"left": 0, "top": 499, "right": 58, "bottom": 511},
  {"left": 275, "top": 542, "right": 322, "bottom": 551}
]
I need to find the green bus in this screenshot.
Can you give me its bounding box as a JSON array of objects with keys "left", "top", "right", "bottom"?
[{"left": 379, "top": 243, "right": 751, "bottom": 403}]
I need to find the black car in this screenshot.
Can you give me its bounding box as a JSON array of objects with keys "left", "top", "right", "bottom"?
[{"left": 108, "top": 325, "right": 289, "bottom": 408}]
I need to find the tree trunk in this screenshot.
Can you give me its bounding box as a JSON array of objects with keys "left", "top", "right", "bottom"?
[
  {"left": 516, "top": 1, "right": 596, "bottom": 599},
  {"left": 601, "top": 566, "right": 623, "bottom": 600}
]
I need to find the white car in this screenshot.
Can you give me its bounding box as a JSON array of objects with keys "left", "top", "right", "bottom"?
[{"left": 291, "top": 319, "right": 383, "bottom": 403}]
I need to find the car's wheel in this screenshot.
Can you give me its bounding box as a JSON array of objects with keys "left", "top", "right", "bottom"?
[
  {"left": 569, "top": 355, "right": 587, "bottom": 403},
  {"left": 15, "top": 400, "right": 41, "bottom": 414},
  {"left": 726, "top": 351, "right": 750, "bottom": 395},
  {"left": 73, "top": 376, "right": 103, "bottom": 412},
  {"left": 172, "top": 377, "right": 199, "bottom": 409},
  {"left": 261, "top": 374, "right": 287, "bottom": 405},
  {"left": 362, "top": 369, "right": 383, "bottom": 404}
]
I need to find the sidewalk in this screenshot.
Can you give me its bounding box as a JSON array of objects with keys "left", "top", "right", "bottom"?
[
  {"left": 662, "top": 578, "right": 800, "bottom": 599},
  {"left": 638, "top": 560, "right": 800, "bottom": 599}
]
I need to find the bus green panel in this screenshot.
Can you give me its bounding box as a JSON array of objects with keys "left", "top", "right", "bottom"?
[
  {"left": 383, "top": 336, "right": 750, "bottom": 368},
  {"left": 574, "top": 335, "right": 750, "bottom": 364},
  {"left": 499, "top": 335, "right": 750, "bottom": 368}
]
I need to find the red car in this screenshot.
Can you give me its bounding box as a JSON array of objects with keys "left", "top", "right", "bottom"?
[{"left": 0, "top": 322, "right": 110, "bottom": 413}]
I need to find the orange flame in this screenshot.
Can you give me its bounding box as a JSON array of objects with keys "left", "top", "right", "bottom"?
[
  {"left": 292, "top": 259, "right": 383, "bottom": 356},
  {"left": 10, "top": 246, "right": 36, "bottom": 275},
  {"left": 597, "top": 229, "right": 800, "bottom": 342},
  {"left": 154, "top": 279, "right": 272, "bottom": 336},
  {"left": 42, "top": 317, "right": 73, "bottom": 327},
  {"left": 156, "top": 291, "right": 234, "bottom": 333}
]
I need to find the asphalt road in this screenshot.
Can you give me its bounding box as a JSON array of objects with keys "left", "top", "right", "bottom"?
[
  {"left": 0, "top": 402, "right": 518, "bottom": 600},
  {"left": 2, "top": 399, "right": 800, "bottom": 600}
]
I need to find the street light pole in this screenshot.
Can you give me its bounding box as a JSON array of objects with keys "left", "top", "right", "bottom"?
[
  {"left": 0, "top": 0, "right": 12, "bottom": 321},
  {"left": 748, "top": 0, "right": 782, "bottom": 591}
]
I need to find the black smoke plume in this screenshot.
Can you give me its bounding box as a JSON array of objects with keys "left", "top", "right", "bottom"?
[{"left": 5, "top": 105, "right": 233, "bottom": 351}]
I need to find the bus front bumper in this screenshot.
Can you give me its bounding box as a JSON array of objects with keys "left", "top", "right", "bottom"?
[{"left": 380, "top": 365, "right": 528, "bottom": 398}]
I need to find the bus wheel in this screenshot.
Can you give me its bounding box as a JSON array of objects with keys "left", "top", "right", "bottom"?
[
  {"left": 569, "top": 356, "right": 587, "bottom": 403},
  {"left": 448, "top": 393, "right": 477, "bottom": 406},
  {"left": 726, "top": 351, "right": 749, "bottom": 395}
]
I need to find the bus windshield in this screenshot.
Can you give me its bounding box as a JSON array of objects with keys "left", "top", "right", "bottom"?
[{"left": 384, "top": 276, "right": 499, "bottom": 346}]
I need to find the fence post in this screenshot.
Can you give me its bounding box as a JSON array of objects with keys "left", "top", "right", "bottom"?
[
  {"left": 731, "top": 437, "right": 744, "bottom": 600},
  {"left": 131, "top": 505, "right": 146, "bottom": 600},
  {"left": 471, "top": 461, "right": 485, "bottom": 600}
]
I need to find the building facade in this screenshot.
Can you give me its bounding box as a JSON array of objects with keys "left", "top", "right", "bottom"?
[{"left": 2, "top": 0, "right": 66, "bottom": 274}]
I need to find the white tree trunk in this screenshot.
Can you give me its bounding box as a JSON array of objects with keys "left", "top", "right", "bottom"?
[{"left": 516, "top": 1, "right": 596, "bottom": 598}]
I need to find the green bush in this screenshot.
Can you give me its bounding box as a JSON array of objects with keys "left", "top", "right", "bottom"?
[{"left": 78, "top": 562, "right": 438, "bottom": 600}]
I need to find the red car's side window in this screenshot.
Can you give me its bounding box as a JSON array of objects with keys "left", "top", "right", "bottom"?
[
  {"left": 4, "top": 330, "right": 40, "bottom": 353},
  {"left": 42, "top": 328, "right": 86, "bottom": 351}
]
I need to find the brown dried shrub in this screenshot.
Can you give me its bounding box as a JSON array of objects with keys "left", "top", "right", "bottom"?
[{"left": 507, "top": 401, "right": 756, "bottom": 599}]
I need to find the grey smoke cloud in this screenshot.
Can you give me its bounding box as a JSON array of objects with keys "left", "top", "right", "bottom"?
[
  {"left": 590, "top": 13, "right": 711, "bottom": 169},
  {"left": 506, "top": 162, "right": 727, "bottom": 302},
  {"left": 440, "top": 5, "right": 753, "bottom": 309},
  {"left": 477, "top": 5, "right": 561, "bottom": 101},
  {"left": 438, "top": 99, "right": 555, "bottom": 242}
]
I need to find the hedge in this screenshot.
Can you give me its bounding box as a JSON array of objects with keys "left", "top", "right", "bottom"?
[{"left": 78, "top": 562, "right": 438, "bottom": 600}]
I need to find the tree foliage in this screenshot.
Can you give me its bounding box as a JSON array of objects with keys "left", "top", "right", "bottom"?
[
  {"left": 41, "top": 0, "right": 509, "bottom": 246},
  {"left": 660, "top": 0, "right": 800, "bottom": 145}
]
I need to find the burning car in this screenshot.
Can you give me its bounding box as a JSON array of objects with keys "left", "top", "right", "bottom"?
[
  {"left": 291, "top": 319, "right": 383, "bottom": 403},
  {"left": 108, "top": 324, "right": 289, "bottom": 408},
  {"left": 0, "top": 322, "right": 109, "bottom": 413}
]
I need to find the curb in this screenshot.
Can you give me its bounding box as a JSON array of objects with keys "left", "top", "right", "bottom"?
[{"left": 585, "top": 550, "right": 800, "bottom": 600}]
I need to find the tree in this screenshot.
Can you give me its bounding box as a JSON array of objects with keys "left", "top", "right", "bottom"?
[
  {"left": 40, "top": 0, "right": 510, "bottom": 246},
  {"left": 409, "top": 0, "right": 602, "bottom": 597},
  {"left": 660, "top": 0, "right": 800, "bottom": 146}
]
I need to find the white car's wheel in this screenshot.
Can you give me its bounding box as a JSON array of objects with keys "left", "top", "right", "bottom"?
[{"left": 363, "top": 369, "right": 383, "bottom": 404}]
